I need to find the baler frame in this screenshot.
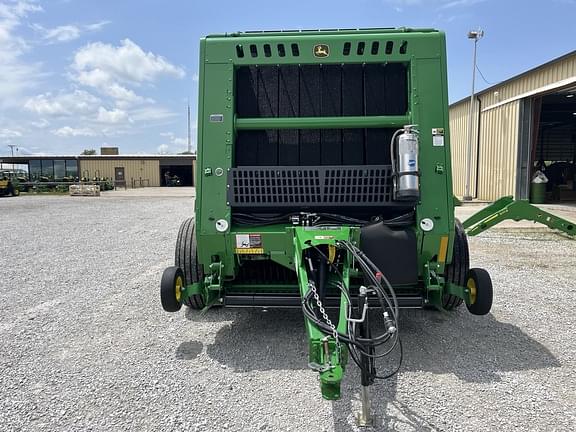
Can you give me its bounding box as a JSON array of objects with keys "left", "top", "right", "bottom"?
[
  {"left": 194, "top": 28, "right": 456, "bottom": 290},
  {"left": 161, "top": 27, "right": 493, "bottom": 425}
]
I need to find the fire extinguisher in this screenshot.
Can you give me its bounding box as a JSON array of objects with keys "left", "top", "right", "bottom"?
[{"left": 390, "top": 125, "right": 420, "bottom": 201}]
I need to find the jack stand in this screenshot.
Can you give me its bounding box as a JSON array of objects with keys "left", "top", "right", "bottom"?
[
  {"left": 356, "top": 385, "right": 373, "bottom": 427},
  {"left": 356, "top": 287, "right": 375, "bottom": 427}
]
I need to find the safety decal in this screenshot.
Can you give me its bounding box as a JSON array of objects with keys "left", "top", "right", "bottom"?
[{"left": 235, "top": 234, "right": 264, "bottom": 254}]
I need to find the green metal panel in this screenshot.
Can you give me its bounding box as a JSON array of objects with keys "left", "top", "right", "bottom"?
[
  {"left": 203, "top": 29, "right": 444, "bottom": 66},
  {"left": 235, "top": 115, "right": 411, "bottom": 130},
  {"left": 195, "top": 27, "right": 455, "bottom": 282},
  {"left": 411, "top": 53, "right": 454, "bottom": 273}
]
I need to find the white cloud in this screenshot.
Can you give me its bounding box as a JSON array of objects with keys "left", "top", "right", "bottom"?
[
  {"left": 32, "top": 20, "right": 110, "bottom": 44},
  {"left": 52, "top": 126, "right": 97, "bottom": 137},
  {"left": 440, "top": 0, "right": 486, "bottom": 8},
  {"left": 30, "top": 118, "right": 50, "bottom": 128},
  {"left": 71, "top": 39, "right": 185, "bottom": 105},
  {"left": 383, "top": 0, "right": 422, "bottom": 7},
  {"left": 0, "top": 1, "right": 42, "bottom": 21},
  {"left": 0, "top": 0, "right": 43, "bottom": 107},
  {"left": 130, "top": 106, "right": 177, "bottom": 122},
  {"left": 24, "top": 90, "right": 101, "bottom": 116},
  {"left": 33, "top": 24, "right": 79, "bottom": 42},
  {"left": 384, "top": 0, "right": 487, "bottom": 7},
  {"left": 192, "top": 73, "right": 199, "bottom": 82},
  {"left": 0, "top": 128, "right": 22, "bottom": 138},
  {"left": 159, "top": 131, "right": 193, "bottom": 153},
  {"left": 173, "top": 137, "right": 188, "bottom": 146},
  {"left": 96, "top": 106, "right": 130, "bottom": 124},
  {"left": 157, "top": 143, "right": 169, "bottom": 154},
  {"left": 85, "top": 21, "right": 110, "bottom": 32}
]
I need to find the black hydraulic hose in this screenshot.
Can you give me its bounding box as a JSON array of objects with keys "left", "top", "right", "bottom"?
[
  {"left": 232, "top": 211, "right": 415, "bottom": 228},
  {"left": 299, "top": 239, "right": 403, "bottom": 380},
  {"left": 317, "top": 253, "right": 327, "bottom": 300},
  {"left": 358, "top": 291, "right": 376, "bottom": 386}
]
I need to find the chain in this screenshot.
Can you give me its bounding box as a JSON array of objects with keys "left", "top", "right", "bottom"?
[{"left": 308, "top": 280, "right": 342, "bottom": 360}]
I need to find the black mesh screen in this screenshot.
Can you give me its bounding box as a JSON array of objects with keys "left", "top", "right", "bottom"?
[
  {"left": 235, "top": 63, "right": 408, "bottom": 167},
  {"left": 227, "top": 165, "right": 400, "bottom": 208}
]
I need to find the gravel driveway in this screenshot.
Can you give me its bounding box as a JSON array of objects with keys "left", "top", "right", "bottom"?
[{"left": 1, "top": 193, "right": 575, "bottom": 431}]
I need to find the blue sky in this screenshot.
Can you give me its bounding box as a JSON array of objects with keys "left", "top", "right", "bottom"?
[{"left": 0, "top": 0, "right": 575, "bottom": 156}]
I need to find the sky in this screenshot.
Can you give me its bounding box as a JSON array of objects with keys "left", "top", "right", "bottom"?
[{"left": 0, "top": 0, "right": 575, "bottom": 156}]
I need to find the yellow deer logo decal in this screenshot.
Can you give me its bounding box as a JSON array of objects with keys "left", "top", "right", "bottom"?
[{"left": 313, "top": 44, "right": 330, "bottom": 58}]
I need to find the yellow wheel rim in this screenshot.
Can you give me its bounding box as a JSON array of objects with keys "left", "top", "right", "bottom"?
[
  {"left": 175, "top": 275, "right": 183, "bottom": 302},
  {"left": 467, "top": 278, "right": 477, "bottom": 305}
]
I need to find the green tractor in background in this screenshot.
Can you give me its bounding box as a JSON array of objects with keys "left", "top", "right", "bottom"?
[{"left": 0, "top": 171, "right": 21, "bottom": 197}]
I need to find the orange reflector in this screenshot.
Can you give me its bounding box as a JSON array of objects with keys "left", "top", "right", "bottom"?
[{"left": 438, "top": 236, "right": 449, "bottom": 263}]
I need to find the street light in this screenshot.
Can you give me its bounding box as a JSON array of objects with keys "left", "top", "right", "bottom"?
[
  {"left": 7, "top": 144, "right": 17, "bottom": 174},
  {"left": 463, "top": 29, "right": 484, "bottom": 201}
]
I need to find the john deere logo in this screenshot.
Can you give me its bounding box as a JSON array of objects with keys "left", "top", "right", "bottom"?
[{"left": 313, "top": 44, "right": 330, "bottom": 58}]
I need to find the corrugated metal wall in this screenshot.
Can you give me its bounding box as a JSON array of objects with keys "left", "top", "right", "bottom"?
[
  {"left": 449, "top": 52, "right": 576, "bottom": 201},
  {"left": 481, "top": 55, "right": 576, "bottom": 109},
  {"left": 79, "top": 159, "right": 160, "bottom": 187},
  {"left": 476, "top": 101, "right": 520, "bottom": 200},
  {"left": 449, "top": 99, "right": 479, "bottom": 197}
]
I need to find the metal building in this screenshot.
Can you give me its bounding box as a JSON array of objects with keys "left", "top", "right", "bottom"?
[
  {"left": 0, "top": 154, "right": 196, "bottom": 187},
  {"left": 450, "top": 50, "right": 576, "bottom": 202}
]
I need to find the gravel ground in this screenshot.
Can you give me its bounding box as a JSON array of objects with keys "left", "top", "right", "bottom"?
[{"left": 1, "top": 194, "right": 575, "bottom": 432}]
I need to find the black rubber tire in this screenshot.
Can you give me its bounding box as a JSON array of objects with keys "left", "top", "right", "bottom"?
[
  {"left": 443, "top": 220, "right": 470, "bottom": 310},
  {"left": 160, "top": 266, "right": 183, "bottom": 312},
  {"left": 465, "top": 268, "right": 493, "bottom": 316},
  {"left": 175, "top": 218, "right": 205, "bottom": 310}
]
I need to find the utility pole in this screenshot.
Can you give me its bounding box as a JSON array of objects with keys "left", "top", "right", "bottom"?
[
  {"left": 463, "top": 29, "right": 484, "bottom": 201},
  {"left": 187, "top": 100, "right": 192, "bottom": 154},
  {"left": 7, "top": 144, "right": 17, "bottom": 173}
]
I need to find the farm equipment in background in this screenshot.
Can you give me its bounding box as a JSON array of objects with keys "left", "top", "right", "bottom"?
[
  {"left": 463, "top": 196, "right": 575, "bottom": 237},
  {"left": 158, "top": 27, "right": 571, "bottom": 425},
  {"left": 0, "top": 172, "right": 20, "bottom": 197},
  {"left": 164, "top": 172, "right": 182, "bottom": 187}
]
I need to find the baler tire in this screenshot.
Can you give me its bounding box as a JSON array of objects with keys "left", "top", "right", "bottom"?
[
  {"left": 160, "top": 266, "right": 183, "bottom": 312},
  {"left": 465, "top": 268, "right": 493, "bottom": 316},
  {"left": 175, "top": 218, "right": 205, "bottom": 310},
  {"left": 442, "top": 220, "right": 470, "bottom": 310}
]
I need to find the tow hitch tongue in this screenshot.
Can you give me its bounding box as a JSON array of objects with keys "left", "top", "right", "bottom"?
[{"left": 294, "top": 226, "right": 401, "bottom": 426}]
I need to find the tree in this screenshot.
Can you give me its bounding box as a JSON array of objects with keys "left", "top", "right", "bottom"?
[{"left": 81, "top": 149, "right": 97, "bottom": 155}]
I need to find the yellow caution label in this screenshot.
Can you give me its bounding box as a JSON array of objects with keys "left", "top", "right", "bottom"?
[
  {"left": 328, "top": 244, "right": 336, "bottom": 263},
  {"left": 235, "top": 248, "right": 264, "bottom": 255},
  {"left": 438, "top": 236, "right": 449, "bottom": 263}
]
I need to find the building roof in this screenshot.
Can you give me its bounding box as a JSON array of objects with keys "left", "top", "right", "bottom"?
[
  {"left": 450, "top": 50, "right": 576, "bottom": 107},
  {"left": 0, "top": 154, "right": 196, "bottom": 163}
]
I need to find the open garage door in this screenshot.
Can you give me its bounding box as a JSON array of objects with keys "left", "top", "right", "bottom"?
[
  {"left": 159, "top": 157, "right": 194, "bottom": 187},
  {"left": 530, "top": 88, "right": 576, "bottom": 203}
]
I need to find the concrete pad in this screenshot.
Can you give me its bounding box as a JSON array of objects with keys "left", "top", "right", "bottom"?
[{"left": 100, "top": 186, "right": 195, "bottom": 198}]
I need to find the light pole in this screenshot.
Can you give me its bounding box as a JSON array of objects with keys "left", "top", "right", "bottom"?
[
  {"left": 7, "top": 144, "right": 17, "bottom": 173},
  {"left": 463, "top": 29, "right": 484, "bottom": 201}
]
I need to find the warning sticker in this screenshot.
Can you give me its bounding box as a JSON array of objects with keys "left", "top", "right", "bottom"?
[
  {"left": 235, "top": 234, "right": 263, "bottom": 254},
  {"left": 432, "top": 127, "right": 445, "bottom": 147},
  {"left": 236, "top": 248, "right": 264, "bottom": 255}
]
